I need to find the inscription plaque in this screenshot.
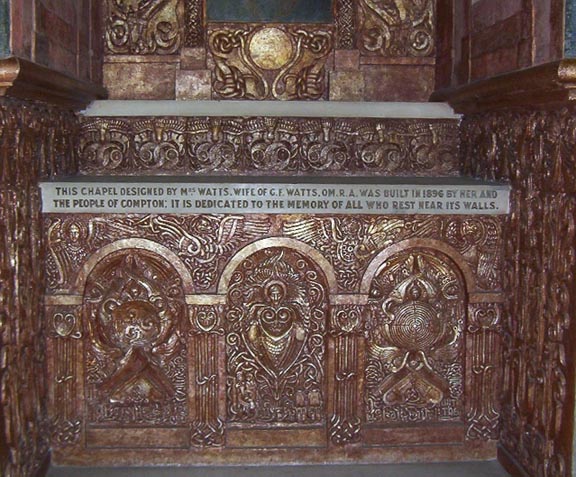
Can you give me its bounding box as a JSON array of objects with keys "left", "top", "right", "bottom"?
[{"left": 41, "top": 178, "right": 510, "bottom": 215}]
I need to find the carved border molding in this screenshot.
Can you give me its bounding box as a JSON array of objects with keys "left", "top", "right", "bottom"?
[{"left": 0, "top": 57, "right": 107, "bottom": 110}]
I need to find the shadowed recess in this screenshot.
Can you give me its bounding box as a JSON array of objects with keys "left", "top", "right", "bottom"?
[{"left": 206, "top": 0, "right": 333, "bottom": 23}]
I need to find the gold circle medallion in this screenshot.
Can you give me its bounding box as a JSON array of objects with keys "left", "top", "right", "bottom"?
[{"left": 249, "top": 27, "right": 293, "bottom": 70}]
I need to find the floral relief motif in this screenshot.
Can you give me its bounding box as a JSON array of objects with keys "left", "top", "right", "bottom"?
[
  {"left": 226, "top": 249, "right": 328, "bottom": 424},
  {"left": 365, "top": 252, "right": 465, "bottom": 424},
  {"left": 84, "top": 251, "right": 187, "bottom": 425}
]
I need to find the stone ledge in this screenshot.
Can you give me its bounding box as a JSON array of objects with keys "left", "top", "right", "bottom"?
[
  {"left": 82, "top": 100, "right": 459, "bottom": 119},
  {"left": 0, "top": 57, "right": 107, "bottom": 110},
  {"left": 431, "top": 59, "right": 576, "bottom": 114}
]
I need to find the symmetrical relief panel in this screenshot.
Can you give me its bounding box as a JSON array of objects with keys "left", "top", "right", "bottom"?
[
  {"left": 208, "top": 25, "right": 334, "bottom": 100},
  {"left": 83, "top": 250, "right": 187, "bottom": 426},
  {"left": 225, "top": 248, "right": 328, "bottom": 425},
  {"left": 364, "top": 251, "right": 465, "bottom": 424},
  {"left": 358, "top": 0, "right": 435, "bottom": 57},
  {"left": 45, "top": 211, "right": 504, "bottom": 462},
  {"left": 79, "top": 117, "right": 459, "bottom": 176},
  {"left": 105, "top": 0, "right": 185, "bottom": 54}
]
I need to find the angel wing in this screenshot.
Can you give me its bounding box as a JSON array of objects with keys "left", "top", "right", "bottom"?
[
  {"left": 284, "top": 217, "right": 340, "bottom": 245},
  {"left": 216, "top": 215, "right": 270, "bottom": 255}
]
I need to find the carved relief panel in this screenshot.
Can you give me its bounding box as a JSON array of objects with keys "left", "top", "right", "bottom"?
[
  {"left": 105, "top": 0, "right": 185, "bottom": 54},
  {"left": 208, "top": 25, "right": 334, "bottom": 100},
  {"left": 225, "top": 248, "right": 328, "bottom": 426},
  {"left": 365, "top": 251, "right": 465, "bottom": 425},
  {"left": 78, "top": 117, "right": 460, "bottom": 176},
  {"left": 83, "top": 250, "right": 188, "bottom": 426},
  {"left": 45, "top": 212, "right": 503, "bottom": 463},
  {"left": 358, "top": 0, "right": 435, "bottom": 57}
]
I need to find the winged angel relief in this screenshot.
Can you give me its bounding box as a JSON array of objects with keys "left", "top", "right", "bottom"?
[
  {"left": 226, "top": 249, "right": 328, "bottom": 424},
  {"left": 365, "top": 252, "right": 464, "bottom": 424},
  {"left": 46, "top": 215, "right": 271, "bottom": 291}
]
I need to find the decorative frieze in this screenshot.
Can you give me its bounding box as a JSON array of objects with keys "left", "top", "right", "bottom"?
[{"left": 79, "top": 117, "right": 459, "bottom": 176}]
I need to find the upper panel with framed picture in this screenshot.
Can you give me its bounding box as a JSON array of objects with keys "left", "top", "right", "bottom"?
[{"left": 102, "top": 0, "right": 441, "bottom": 101}]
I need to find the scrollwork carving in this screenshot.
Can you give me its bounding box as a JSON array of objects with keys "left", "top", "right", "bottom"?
[
  {"left": 208, "top": 25, "right": 334, "bottom": 100},
  {"left": 105, "top": 0, "right": 184, "bottom": 55},
  {"left": 79, "top": 117, "right": 459, "bottom": 176},
  {"left": 79, "top": 119, "right": 131, "bottom": 174},
  {"left": 358, "top": 0, "right": 435, "bottom": 57},
  {"left": 45, "top": 215, "right": 271, "bottom": 294}
]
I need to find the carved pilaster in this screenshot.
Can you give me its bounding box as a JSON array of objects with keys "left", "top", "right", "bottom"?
[
  {"left": 329, "top": 305, "right": 364, "bottom": 445},
  {"left": 185, "top": 0, "right": 205, "bottom": 47},
  {"left": 189, "top": 305, "right": 225, "bottom": 447},
  {"left": 48, "top": 309, "right": 83, "bottom": 448},
  {"left": 460, "top": 108, "right": 576, "bottom": 477},
  {"left": 335, "top": 0, "right": 356, "bottom": 50},
  {"left": 465, "top": 303, "right": 502, "bottom": 440}
]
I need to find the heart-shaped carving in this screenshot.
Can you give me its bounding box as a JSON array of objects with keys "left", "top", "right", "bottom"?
[{"left": 53, "top": 313, "right": 76, "bottom": 338}]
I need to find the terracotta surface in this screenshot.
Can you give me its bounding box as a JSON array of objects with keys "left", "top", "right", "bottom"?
[
  {"left": 0, "top": 97, "right": 79, "bottom": 477},
  {"left": 460, "top": 107, "right": 576, "bottom": 477},
  {"left": 10, "top": 0, "right": 103, "bottom": 84},
  {"left": 45, "top": 206, "right": 504, "bottom": 465},
  {"left": 448, "top": 0, "right": 565, "bottom": 87}
]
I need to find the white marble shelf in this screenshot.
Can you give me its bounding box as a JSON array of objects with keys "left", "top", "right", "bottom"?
[{"left": 82, "top": 101, "right": 459, "bottom": 119}]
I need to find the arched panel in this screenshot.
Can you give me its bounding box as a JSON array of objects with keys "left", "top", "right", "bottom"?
[
  {"left": 364, "top": 249, "right": 466, "bottom": 427},
  {"left": 83, "top": 249, "right": 188, "bottom": 428},
  {"left": 225, "top": 247, "right": 329, "bottom": 427}
]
